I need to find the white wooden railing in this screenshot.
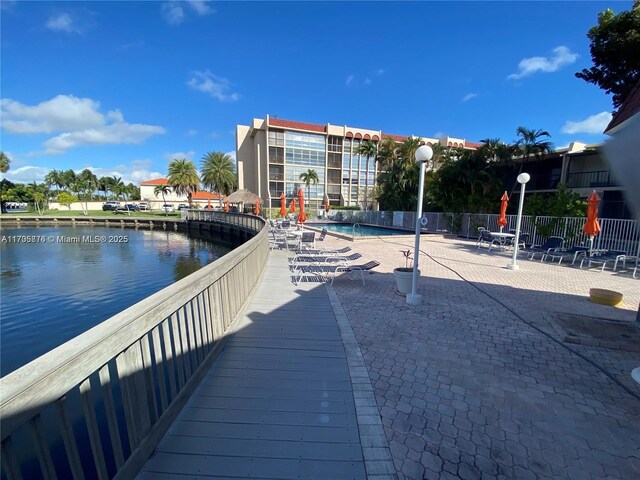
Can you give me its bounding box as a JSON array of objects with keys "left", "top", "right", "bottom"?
[{"left": 0, "top": 215, "right": 268, "bottom": 479}]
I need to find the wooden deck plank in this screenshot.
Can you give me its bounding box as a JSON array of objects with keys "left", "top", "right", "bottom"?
[
  {"left": 187, "top": 395, "right": 355, "bottom": 414},
  {"left": 155, "top": 435, "right": 363, "bottom": 461},
  {"left": 142, "top": 452, "right": 366, "bottom": 480},
  {"left": 166, "top": 420, "right": 360, "bottom": 443},
  {"left": 138, "top": 250, "right": 366, "bottom": 479}
]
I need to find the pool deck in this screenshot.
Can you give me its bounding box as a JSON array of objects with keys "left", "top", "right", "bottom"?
[{"left": 142, "top": 233, "right": 640, "bottom": 479}]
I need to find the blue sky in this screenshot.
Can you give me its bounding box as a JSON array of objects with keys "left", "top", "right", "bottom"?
[{"left": 0, "top": 1, "right": 631, "bottom": 185}]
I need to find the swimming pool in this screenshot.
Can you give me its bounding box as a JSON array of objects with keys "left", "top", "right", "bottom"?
[{"left": 307, "top": 222, "right": 416, "bottom": 237}]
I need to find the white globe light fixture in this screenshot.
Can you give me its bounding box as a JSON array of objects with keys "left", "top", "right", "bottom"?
[
  {"left": 407, "top": 145, "right": 433, "bottom": 305},
  {"left": 507, "top": 172, "right": 530, "bottom": 270}
]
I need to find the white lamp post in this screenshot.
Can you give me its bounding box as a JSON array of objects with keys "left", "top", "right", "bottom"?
[
  {"left": 507, "top": 172, "right": 530, "bottom": 270},
  {"left": 407, "top": 145, "right": 433, "bottom": 306}
]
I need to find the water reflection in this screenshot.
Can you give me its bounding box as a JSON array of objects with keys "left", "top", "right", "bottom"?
[{"left": 0, "top": 225, "right": 233, "bottom": 376}]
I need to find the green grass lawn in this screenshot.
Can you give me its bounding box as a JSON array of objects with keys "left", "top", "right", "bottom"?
[{"left": 1, "top": 209, "right": 182, "bottom": 219}]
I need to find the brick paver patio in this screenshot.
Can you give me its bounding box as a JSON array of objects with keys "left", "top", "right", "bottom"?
[{"left": 319, "top": 233, "right": 639, "bottom": 480}]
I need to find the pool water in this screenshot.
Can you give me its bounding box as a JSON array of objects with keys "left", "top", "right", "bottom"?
[{"left": 307, "top": 222, "right": 415, "bottom": 237}]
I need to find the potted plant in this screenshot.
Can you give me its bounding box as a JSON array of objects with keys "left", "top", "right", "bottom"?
[{"left": 394, "top": 249, "right": 419, "bottom": 295}]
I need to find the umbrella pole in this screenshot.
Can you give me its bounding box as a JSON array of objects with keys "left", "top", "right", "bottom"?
[{"left": 589, "top": 236, "right": 594, "bottom": 257}]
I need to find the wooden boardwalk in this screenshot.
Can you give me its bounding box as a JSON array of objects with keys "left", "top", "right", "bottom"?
[{"left": 138, "top": 249, "right": 367, "bottom": 479}]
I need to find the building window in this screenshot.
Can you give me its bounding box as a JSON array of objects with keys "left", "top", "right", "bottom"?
[
  {"left": 269, "top": 182, "right": 284, "bottom": 198},
  {"left": 342, "top": 153, "right": 351, "bottom": 169},
  {"left": 285, "top": 148, "right": 325, "bottom": 167},
  {"left": 285, "top": 132, "right": 326, "bottom": 150},
  {"left": 328, "top": 152, "right": 341, "bottom": 169},
  {"left": 344, "top": 138, "right": 351, "bottom": 153},
  {"left": 269, "top": 146, "right": 284, "bottom": 164},
  {"left": 268, "top": 130, "right": 284, "bottom": 146},
  {"left": 328, "top": 136, "right": 343, "bottom": 153},
  {"left": 327, "top": 170, "right": 341, "bottom": 184},
  {"left": 269, "top": 165, "right": 284, "bottom": 181}
]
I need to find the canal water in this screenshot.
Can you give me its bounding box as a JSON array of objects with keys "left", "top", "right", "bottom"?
[{"left": 0, "top": 225, "right": 234, "bottom": 377}]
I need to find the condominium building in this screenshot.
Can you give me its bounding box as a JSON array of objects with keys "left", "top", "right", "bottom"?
[{"left": 236, "top": 115, "right": 481, "bottom": 209}]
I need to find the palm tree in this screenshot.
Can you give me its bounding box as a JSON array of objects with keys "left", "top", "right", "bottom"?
[
  {"left": 298, "top": 169, "right": 319, "bottom": 211},
  {"left": 111, "top": 175, "right": 125, "bottom": 200},
  {"left": 60, "top": 169, "right": 77, "bottom": 193},
  {"left": 168, "top": 159, "right": 200, "bottom": 208},
  {"left": 429, "top": 143, "right": 449, "bottom": 170},
  {"left": 398, "top": 136, "right": 422, "bottom": 165},
  {"left": 44, "top": 169, "right": 64, "bottom": 199},
  {"left": 77, "top": 169, "right": 98, "bottom": 215},
  {"left": 200, "top": 151, "right": 236, "bottom": 208},
  {"left": 376, "top": 137, "right": 399, "bottom": 169},
  {"left": 154, "top": 184, "right": 171, "bottom": 216},
  {"left": 511, "top": 127, "right": 553, "bottom": 196},
  {"left": 1, "top": 152, "right": 11, "bottom": 212},
  {"left": 356, "top": 140, "right": 378, "bottom": 210},
  {"left": 0, "top": 152, "right": 10, "bottom": 174}
]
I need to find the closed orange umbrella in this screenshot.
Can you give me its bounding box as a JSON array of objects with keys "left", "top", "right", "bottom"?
[
  {"left": 297, "top": 187, "right": 307, "bottom": 223},
  {"left": 279, "top": 193, "right": 287, "bottom": 217},
  {"left": 254, "top": 198, "right": 260, "bottom": 216},
  {"left": 324, "top": 195, "right": 330, "bottom": 213},
  {"left": 289, "top": 198, "right": 296, "bottom": 213},
  {"left": 224, "top": 200, "right": 229, "bottom": 212},
  {"left": 583, "top": 190, "right": 601, "bottom": 255},
  {"left": 497, "top": 191, "right": 509, "bottom": 231}
]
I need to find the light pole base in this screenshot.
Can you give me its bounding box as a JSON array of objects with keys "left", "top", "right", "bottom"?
[
  {"left": 506, "top": 263, "right": 520, "bottom": 270},
  {"left": 406, "top": 293, "right": 422, "bottom": 305}
]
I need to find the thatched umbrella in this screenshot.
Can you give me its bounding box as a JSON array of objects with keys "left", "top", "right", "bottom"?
[{"left": 226, "top": 189, "right": 261, "bottom": 213}]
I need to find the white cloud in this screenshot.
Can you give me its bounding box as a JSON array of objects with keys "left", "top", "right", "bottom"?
[
  {"left": 462, "top": 93, "right": 478, "bottom": 102},
  {"left": 508, "top": 46, "right": 578, "bottom": 80},
  {"left": 162, "top": 2, "right": 185, "bottom": 25},
  {"left": 346, "top": 75, "right": 355, "bottom": 86},
  {"left": 1, "top": 95, "right": 104, "bottom": 134},
  {"left": 364, "top": 77, "right": 372, "bottom": 85},
  {"left": 3, "top": 161, "right": 164, "bottom": 186},
  {"left": 43, "top": 123, "right": 165, "bottom": 154},
  {"left": 187, "top": 70, "right": 240, "bottom": 102},
  {"left": 1, "top": 95, "right": 165, "bottom": 154},
  {"left": 209, "top": 131, "right": 219, "bottom": 138},
  {"left": 46, "top": 13, "right": 79, "bottom": 33},
  {"left": 164, "top": 151, "right": 196, "bottom": 162},
  {"left": 186, "top": 0, "right": 215, "bottom": 16},
  {"left": 186, "top": 129, "right": 198, "bottom": 136},
  {"left": 376, "top": 69, "right": 385, "bottom": 76},
  {"left": 162, "top": 1, "right": 214, "bottom": 25},
  {"left": 433, "top": 131, "right": 444, "bottom": 138},
  {"left": 561, "top": 111, "right": 612, "bottom": 134},
  {"left": 86, "top": 160, "right": 164, "bottom": 185},
  {"left": 3, "top": 165, "right": 51, "bottom": 184}
]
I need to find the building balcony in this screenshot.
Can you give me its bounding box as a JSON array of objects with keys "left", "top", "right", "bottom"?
[
  {"left": 566, "top": 170, "right": 619, "bottom": 188},
  {"left": 528, "top": 173, "right": 561, "bottom": 191}
]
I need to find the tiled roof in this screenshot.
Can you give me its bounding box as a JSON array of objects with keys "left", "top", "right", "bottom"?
[
  {"left": 269, "top": 118, "right": 326, "bottom": 133},
  {"left": 465, "top": 141, "right": 482, "bottom": 149},
  {"left": 139, "top": 178, "right": 168, "bottom": 186},
  {"left": 192, "top": 191, "right": 221, "bottom": 200},
  {"left": 381, "top": 133, "right": 408, "bottom": 142},
  {"left": 605, "top": 79, "right": 640, "bottom": 134},
  {"left": 264, "top": 116, "right": 481, "bottom": 147}
]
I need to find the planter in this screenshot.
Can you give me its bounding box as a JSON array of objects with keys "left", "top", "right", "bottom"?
[
  {"left": 589, "top": 288, "right": 623, "bottom": 306},
  {"left": 394, "top": 268, "right": 419, "bottom": 296}
]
